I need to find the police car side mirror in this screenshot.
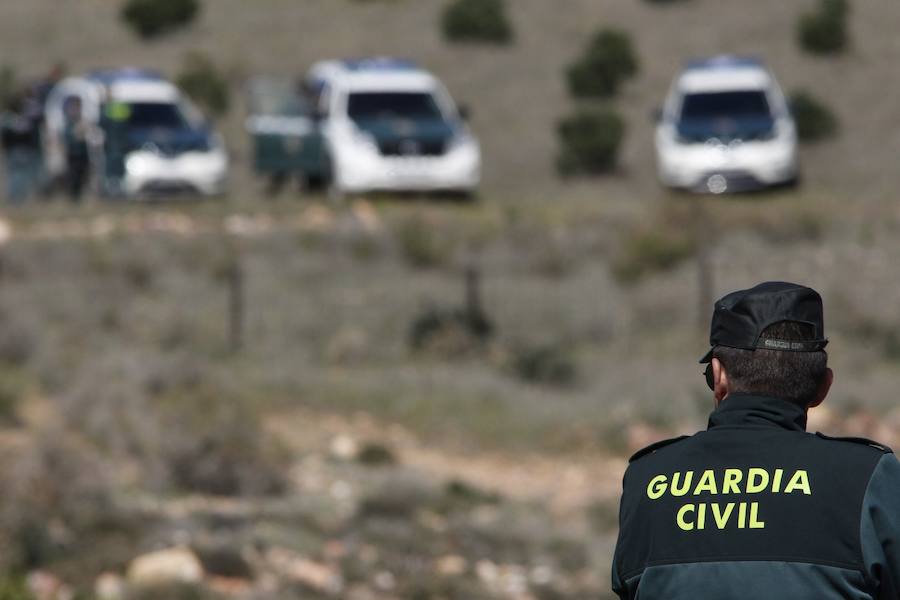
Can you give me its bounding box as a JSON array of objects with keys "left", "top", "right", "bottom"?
[{"left": 458, "top": 104, "right": 472, "bottom": 121}]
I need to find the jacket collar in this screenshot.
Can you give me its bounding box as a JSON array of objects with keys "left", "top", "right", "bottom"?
[{"left": 707, "top": 393, "right": 808, "bottom": 432}]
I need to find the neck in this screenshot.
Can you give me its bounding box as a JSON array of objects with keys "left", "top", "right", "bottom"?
[{"left": 709, "top": 393, "right": 809, "bottom": 431}]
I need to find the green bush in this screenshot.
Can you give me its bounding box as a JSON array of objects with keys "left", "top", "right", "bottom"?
[
  {"left": 396, "top": 216, "right": 456, "bottom": 269},
  {"left": 556, "top": 109, "right": 625, "bottom": 175},
  {"left": 0, "top": 433, "right": 115, "bottom": 571},
  {"left": 442, "top": 0, "right": 513, "bottom": 44},
  {"left": 121, "top": 0, "right": 200, "bottom": 38},
  {"left": 0, "top": 368, "right": 28, "bottom": 426},
  {"left": 611, "top": 230, "right": 695, "bottom": 284},
  {"left": 566, "top": 29, "right": 638, "bottom": 98},
  {"left": 510, "top": 343, "right": 577, "bottom": 387},
  {"left": 408, "top": 304, "right": 493, "bottom": 357},
  {"left": 797, "top": 0, "right": 849, "bottom": 55},
  {"left": 0, "top": 65, "right": 16, "bottom": 110},
  {"left": 790, "top": 90, "right": 838, "bottom": 142},
  {"left": 357, "top": 441, "right": 397, "bottom": 466},
  {"left": 158, "top": 386, "right": 288, "bottom": 496},
  {"left": 0, "top": 577, "right": 32, "bottom": 600},
  {"left": 176, "top": 52, "right": 230, "bottom": 117}
]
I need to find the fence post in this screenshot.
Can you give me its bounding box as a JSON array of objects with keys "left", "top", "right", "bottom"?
[
  {"left": 693, "top": 199, "right": 714, "bottom": 333},
  {"left": 227, "top": 250, "right": 244, "bottom": 353},
  {"left": 465, "top": 263, "right": 482, "bottom": 319}
]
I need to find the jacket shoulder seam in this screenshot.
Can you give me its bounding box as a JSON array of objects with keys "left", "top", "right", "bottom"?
[
  {"left": 628, "top": 435, "right": 690, "bottom": 463},
  {"left": 815, "top": 432, "right": 893, "bottom": 454}
]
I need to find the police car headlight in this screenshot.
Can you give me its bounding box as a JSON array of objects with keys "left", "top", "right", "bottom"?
[{"left": 125, "top": 153, "right": 155, "bottom": 177}]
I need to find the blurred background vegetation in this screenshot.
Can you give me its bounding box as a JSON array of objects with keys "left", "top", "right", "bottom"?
[{"left": 2, "top": 0, "right": 900, "bottom": 598}]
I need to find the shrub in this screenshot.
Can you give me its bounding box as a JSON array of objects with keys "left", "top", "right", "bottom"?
[
  {"left": 0, "top": 368, "right": 28, "bottom": 426},
  {"left": 442, "top": 0, "right": 513, "bottom": 44},
  {"left": 611, "top": 229, "right": 695, "bottom": 284},
  {"left": 0, "top": 433, "right": 115, "bottom": 571},
  {"left": 790, "top": 90, "right": 838, "bottom": 142},
  {"left": 157, "top": 386, "right": 288, "bottom": 496},
  {"left": 0, "top": 577, "right": 32, "bottom": 600},
  {"left": 396, "top": 216, "right": 456, "bottom": 269},
  {"left": 510, "top": 343, "right": 577, "bottom": 387},
  {"left": 408, "top": 305, "right": 493, "bottom": 357},
  {"left": 556, "top": 109, "right": 625, "bottom": 175},
  {"left": 0, "top": 65, "right": 16, "bottom": 110},
  {"left": 357, "top": 441, "right": 397, "bottom": 466},
  {"left": 566, "top": 29, "right": 638, "bottom": 98},
  {"left": 176, "top": 52, "right": 230, "bottom": 117},
  {"left": 121, "top": 0, "right": 200, "bottom": 39},
  {"left": 797, "top": 0, "right": 849, "bottom": 55}
]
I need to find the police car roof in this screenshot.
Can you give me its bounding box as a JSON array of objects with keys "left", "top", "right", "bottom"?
[
  {"left": 83, "top": 69, "right": 180, "bottom": 103},
  {"left": 677, "top": 55, "right": 773, "bottom": 94},
  {"left": 86, "top": 68, "right": 166, "bottom": 84},
  {"left": 308, "top": 58, "right": 438, "bottom": 92}
]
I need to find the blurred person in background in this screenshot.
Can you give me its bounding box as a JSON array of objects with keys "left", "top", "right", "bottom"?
[
  {"left": 33, "top": 63, "right": 66, "bottom": 197},
  {"left": 1, "top": 89, "right": 43, "bottom": 203},
  {"left": 62, "top": 96, "right": 90, "bottom": 202},
  {"left": 612, "top": 281, "right": 900, "bottom": 599},
  {"left": 33, "top": 63, "right": 65, "bottom": 107},
  {"left": 98, "top": 98, "right": 130, "bottom": 198}
]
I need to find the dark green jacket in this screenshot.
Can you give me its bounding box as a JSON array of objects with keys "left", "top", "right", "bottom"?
[{"left": 613, "top": 394, "right": 900, "bottom": 599}]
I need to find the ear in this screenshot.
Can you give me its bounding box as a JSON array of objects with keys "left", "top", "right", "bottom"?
[
  {"left": 807, "top": 367, "right": 833, "bottom": 409},
  {"left": 712, "top": 357, "right": 729, "bottom": 405}
]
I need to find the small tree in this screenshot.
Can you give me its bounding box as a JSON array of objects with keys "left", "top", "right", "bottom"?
[
  {"left": 441, "top": 0, "right": 513, "bottom": 44},
  {"left": 790, "top": 90, "right": 838, "bottom": 142},
  {"left": 556, "top": 109, "right": 625, "bottom": 175},
  {"left": 797, "top": 0, "right": 849, "bottom": 55},
  {"left": 176, "top": 52, "right": 230, "bottom": 117},
  {"left": 566, "top": 29, "right": 639, "bottom": 98},
  {"left": 121, "top": 0, "right": 201, "bottom": 39}
]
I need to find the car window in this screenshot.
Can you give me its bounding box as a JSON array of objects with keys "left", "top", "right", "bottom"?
[
  {"left": 248, "top": 80, "right": 310, "bottom": 117},
  {"left": 347, "top": 92, "right": 444, "bottom": 122},
  {"left": 125, "top": 102, "right": 191, "bottom": 129},
  {"left": 680, "top": 91, "right": 771, "bottom": 120}
]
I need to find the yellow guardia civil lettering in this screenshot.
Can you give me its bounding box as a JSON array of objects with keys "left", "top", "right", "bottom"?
[
  {"left": 677, "top": 501, "right": 765, "bottom": 530},
  {"left": 646, "top": 467, "right": 811, "bottom": 531}
]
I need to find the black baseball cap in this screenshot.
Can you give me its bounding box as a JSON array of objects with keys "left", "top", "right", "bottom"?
[{"left": 699, "top": 281, "right": 828, "bottom": 363}]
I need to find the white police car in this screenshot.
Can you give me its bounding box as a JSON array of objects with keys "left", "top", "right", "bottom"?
[
  {"left": 304, "top": 58, "right": 480, "bottom": 195},
  {"left": 45, "top": 68, "right": 228, "bottom": 197},
  {"left": 655, "top": 56, "right": 798, "bottom": 194}
]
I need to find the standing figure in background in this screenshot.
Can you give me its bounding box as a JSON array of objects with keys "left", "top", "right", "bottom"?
[
  {"left": 33, "top": 63, "right": 66, "bottom": 197},
  {"left": 98, "top": 99, "right": 130, "bottom": 198},
  {"left": 62, "top": 96, "right": 90, "bottom": 202},
  {"left": 0, "top": 90, "right": 43, "bottom": 204}
]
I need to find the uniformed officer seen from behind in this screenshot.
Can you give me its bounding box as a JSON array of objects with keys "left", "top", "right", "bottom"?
[{"left": 612, "top": 281, "right": 900, "bottom": 599}]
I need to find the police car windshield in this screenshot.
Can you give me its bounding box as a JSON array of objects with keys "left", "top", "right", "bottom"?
[
  {"left": 126, "top": 102, "right": 192, "bottom": 129},
  {"left": 680, "top": 91, "right": 772, "bottom": 121},
  {"left": 347, "top": 92, "right": 444, "bottom": 122}
]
